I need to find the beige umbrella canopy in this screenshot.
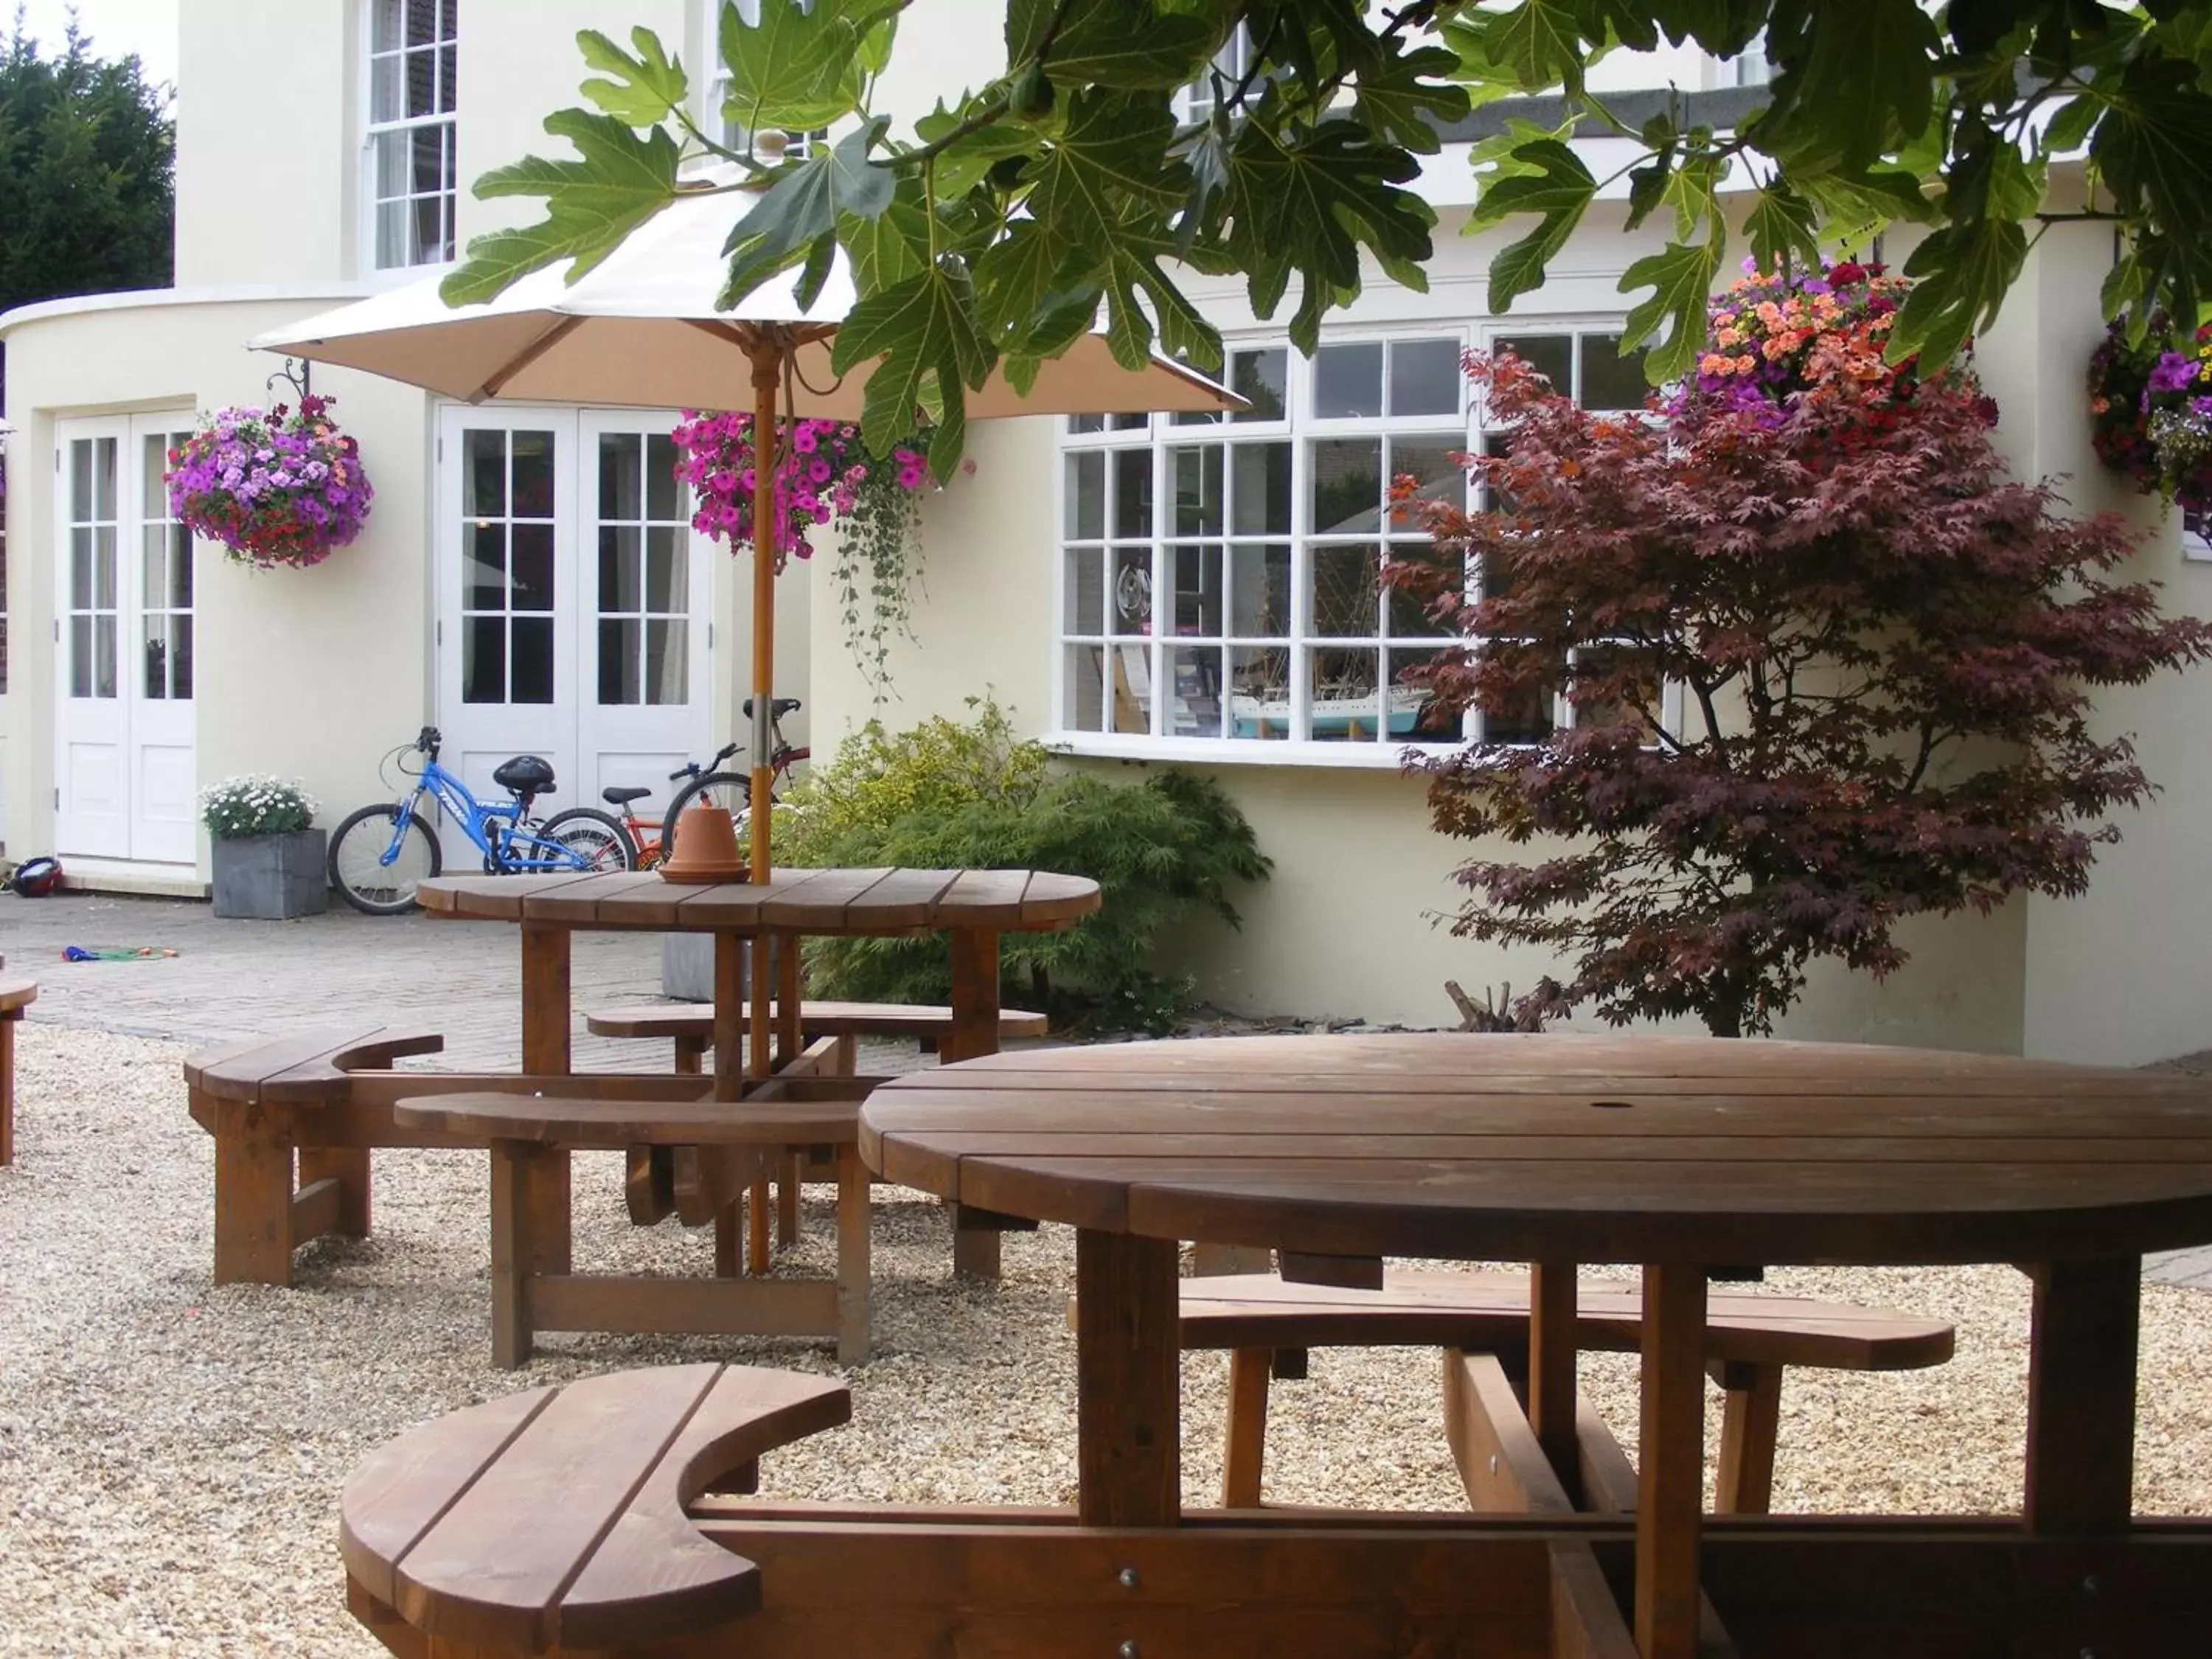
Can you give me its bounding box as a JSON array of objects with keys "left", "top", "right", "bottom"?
[{"left": 256, "top": 185, "right": 1241, "bottom": 883}]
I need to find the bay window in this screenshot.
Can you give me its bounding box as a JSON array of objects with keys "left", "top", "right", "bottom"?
[{"left": 1054, "top": 324, "right": 1661, "bottom": 757}]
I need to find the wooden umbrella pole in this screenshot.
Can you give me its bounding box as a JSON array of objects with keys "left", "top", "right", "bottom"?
[{"left": 748, "top": 338, "right": 781, "bottom": 886}]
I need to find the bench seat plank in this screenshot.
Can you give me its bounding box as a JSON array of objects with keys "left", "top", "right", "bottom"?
[
  {"left": 343, "top": 1363, "right": 849, "bottom": 1654},
  {"left": 392, "top": 1091, "right": 863, "bottom": 1147},
  {"left": 1178, "top": 1270, "right": 1955, "bottom": 1372},
  {"left": 588, "top": 1001, "right": 1048, "bottom": 1042}
]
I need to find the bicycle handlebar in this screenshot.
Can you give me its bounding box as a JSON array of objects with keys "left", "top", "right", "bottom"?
[
  {"left": 417, "top": 726, "right": 442, "bottom": 759},
  {"left": 667, "top": 740, "right": 743, "bottom": 784}
]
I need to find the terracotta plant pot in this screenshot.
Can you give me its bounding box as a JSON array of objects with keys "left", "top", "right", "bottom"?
[{"left": 658, "top": 803, "right": 748, "bottom": 883}]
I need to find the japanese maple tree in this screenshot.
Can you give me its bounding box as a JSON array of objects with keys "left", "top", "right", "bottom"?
[{"left": 1388, "top": 270, "right": 2212, "bottom": 1039}]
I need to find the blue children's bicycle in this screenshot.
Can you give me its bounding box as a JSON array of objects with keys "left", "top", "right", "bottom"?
[{"left": 325, "top": 726, "right": 634, "bottom": 915}]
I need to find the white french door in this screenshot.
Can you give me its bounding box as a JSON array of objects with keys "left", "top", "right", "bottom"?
[
  {"left": 53, "top": 416, "right": 198, "bottom": 865},
  {"left": 436, "top": 407, "right": 712, "bottom": 816}
]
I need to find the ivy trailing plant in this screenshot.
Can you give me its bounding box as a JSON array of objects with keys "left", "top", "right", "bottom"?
[
  {"left": 445, "top": 2, "right": 2212, "bottom": 475},
  {"left": 1387, "top": 268, "right": 2212, "bottom": 1040},
  {"left": 777, "top": 698, "right": 1273, "bottom": 1032}
]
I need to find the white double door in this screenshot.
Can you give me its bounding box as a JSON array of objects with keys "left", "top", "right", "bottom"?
[
  {"left": 436, "top": 408, "right": 713, "bottom": 819},
  {"left": 52, "top": 415, "right": 198, "bottom": 865}
]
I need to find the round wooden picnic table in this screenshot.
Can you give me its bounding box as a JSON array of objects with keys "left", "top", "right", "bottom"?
[
  {"left": 416, "top": 868, "right": 1100, "bottom": 1275},
  {"left": 860, "top": 1032, "right": 2212, "bottom": 1659}
]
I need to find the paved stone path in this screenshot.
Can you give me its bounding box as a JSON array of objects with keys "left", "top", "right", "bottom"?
[{"left": 7, "top": 888, "right": 2208, "bottom": 1287}]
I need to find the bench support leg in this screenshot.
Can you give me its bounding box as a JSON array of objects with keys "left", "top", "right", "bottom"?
[
  {"left": 715, "top": 1201, "right": 742, "bottom": 1278},
  {"left": 1714, "top": 1360, "right": 1782, "bottom": 1515},
  {"left": 489, "top": 1139, "right": 537, "bottom": 1369},
  {"left": 747, "top": 1178, "right": 773, "bottom": 1275},
  {"left": 2025, "top": 1255, "right": 2140, "bottom": 1534},
  {"left": 951, "top": 1211, "right": 1004, "bottom": 1280},
  {"left": 211, "top": 1102, "right": 296, "bottom": 1287},
  {"left": 777, "top": 1153, "right": 803, "bottom": 1248},
  {"left": 1190, "top": 1242, "right": 1272, "bottom": 1276},
  {"left": 0, "top": 1014, "right": 15, "bottom": 1166},
  {"left": 297, "top": 1147, "right": 372, "bottom": 1239},
  {"left": 1222, "top": 1348, "right": 1272, "bottom": 1507},
  {"left": 835, "top": 1144, "right": 872, "bottom": 1366},
  {"left": 518, "top": 922, "right": 573, "bottom": 1278}
]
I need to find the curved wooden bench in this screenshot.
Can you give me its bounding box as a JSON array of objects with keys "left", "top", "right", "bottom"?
[
  {"left": 0, "top": 976, "right": 38, "bottom": 1167},
  {"left": 1172, "top": 1270, "right": 1955, "bottom": 1510},
  {"left": 342, "top": 1363, "right": 849, "bottom": 1657},
  {"left": 397, "top": 1071, "right": 876, "bottom": 1366},
  {"left": 184, "top": 1023, "right": 445, "bottom": 1284}
]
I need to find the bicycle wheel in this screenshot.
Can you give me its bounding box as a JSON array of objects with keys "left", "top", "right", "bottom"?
[
  {"left": 660, "top": 771, "right": 748, "bottom": 863},
  {"left": 327, "top": 804, "right": 442, "bottom": 914},
  {"left": 539, "top": 807, "right": 637, "bottom": 872}
]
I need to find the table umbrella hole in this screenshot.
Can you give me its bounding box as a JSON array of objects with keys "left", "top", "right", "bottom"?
[{"left": 1588, "top": 1099, "right": 1635, "bottom": 1110}]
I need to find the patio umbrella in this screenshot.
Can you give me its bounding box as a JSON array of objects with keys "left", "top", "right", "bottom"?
[{"left": 254, "top": 186, "right": 1243, "bottom": 883}]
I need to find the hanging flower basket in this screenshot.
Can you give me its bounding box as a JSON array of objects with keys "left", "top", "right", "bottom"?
[
  {"left": 164, "top": 394, "right": 375, "bottom": 570},
  {"left": 2087, "top": 315, "right": 2212, "bottom": 514},
  {"left": 668, "top": 412, "right": 943, "bottom": 694}
]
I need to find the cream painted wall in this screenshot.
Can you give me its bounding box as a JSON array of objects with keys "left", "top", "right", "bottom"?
[
  {"left": 1985, "top": 223, "right": 2212, "bottom": 1064},
  {"left": 174, "top": 1, "right": 354, "bottom": 287},
  {"left": 3, "top": 296, "right": 434, "bottom": 877}
]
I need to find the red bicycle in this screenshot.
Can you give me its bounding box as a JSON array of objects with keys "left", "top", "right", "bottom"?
[{"left": 599, "top": 697, "right": 810, "bottom": 869}]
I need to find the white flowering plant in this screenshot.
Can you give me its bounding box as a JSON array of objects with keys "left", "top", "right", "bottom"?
[{"left": 199, "top": 774, "right": 319, "bottom": 840}]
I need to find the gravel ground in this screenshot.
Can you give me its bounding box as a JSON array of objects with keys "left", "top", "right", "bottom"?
[{"left": 3, "top": 1022, "right": 2211, "bottom": 1656}]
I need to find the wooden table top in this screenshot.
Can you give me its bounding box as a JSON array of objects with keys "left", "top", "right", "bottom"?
[
  {"left": 414, "top": 868, "right": 1102, "bottom": 933},
  {"left": 860, "top": 1033, "right": 2212, "bottom": 1265}
]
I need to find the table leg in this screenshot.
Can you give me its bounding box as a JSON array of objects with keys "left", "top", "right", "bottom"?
[
  {"left": 488, "top": 1139, "right": 536, "bottom": 1369},
  {"left": 712, "top": 933, "right": 745, "bottom": 1103},
  {"left": 774, "top": 931, "right": 802, "bottom": 1068},
  {"left": 945, "top": 928, "right": 1004, "bottom": 1279},
  {"left": 2025, "top": 1255, "right": 2140, "bottom": 1534},
  {"left": 1635, "top": 1262, "right": 1707, "bottom": 1659},
  {"left": 1528, "top": 1259, "right": 1581, "bottom": 1505},
  {"left": 518, "top": 922, "right": 571, "bottom": 1276},
  {"left": 835, "top": 1144, "right": 872, "bottom": 1365},
  {"left": 1075, "top": 1228, "right": 1180, "bottom": 1527}
]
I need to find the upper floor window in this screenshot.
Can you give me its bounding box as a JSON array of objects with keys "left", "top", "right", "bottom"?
[
  {"left": 703, "top": 0, "right": 824, "bottom": 160},
  {"left": 1055, "top": 326, "right": 1660, "bottom": 757},
  {"left": 1180, "top": 23, "right": 1254, "bottom": 122},
  {"left": 1724, "top": 32, "right": 1771, "bottom": 86},
  {"left": 367, "top": 0, "right": 459, "bottom": 271}
]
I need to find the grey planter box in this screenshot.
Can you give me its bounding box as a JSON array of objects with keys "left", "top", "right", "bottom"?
[
  {"left": 661, "top": 932, "right": 785, "bottom": 1001},
  {"left": 211, "top": 829, "right": 329, "bottom": 919}
]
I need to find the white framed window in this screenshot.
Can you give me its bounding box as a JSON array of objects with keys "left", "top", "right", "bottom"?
[
  {"left": 702, "top": 0, "right": 825, "bottom": 159},
  {"left": 365, "top": 0, "right": 459, "bottom": 271},
  {"left": 1722, "top": 32, "right": 1771, "bottom": 87},
  {"left": 1054, "top": 325, "right": 1664, "bottom": 762}
]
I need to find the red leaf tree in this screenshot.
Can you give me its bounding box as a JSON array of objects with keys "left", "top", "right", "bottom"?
[{"left": 1388, "top": 344, "right": 2212, "bottom": 1039}]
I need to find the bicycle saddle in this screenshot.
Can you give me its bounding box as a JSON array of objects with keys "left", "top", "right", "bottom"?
[
  {"left": 741, "top": 696, "right": 802, "bottom": 718},
  {"left": 602, "top": 785, "right": 653, "bottom": 807},
  {"left": 492, "top": 754, "right": 557, "bottom": 797}
]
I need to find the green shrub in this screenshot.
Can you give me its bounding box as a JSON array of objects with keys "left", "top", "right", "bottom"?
[{"left": 779, "top": 700, "right": 1270, "bottom": 1032}]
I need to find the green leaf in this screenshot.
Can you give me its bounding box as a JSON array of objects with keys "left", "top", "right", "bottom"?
[
  {"left": 1775, "top": 0, "right": 1942, "bottom": 170},
  {"left": 1102, "top": 220, "right": 1219, "bottom": 369},
  {"left": 1351, "top": 43, "right": 1472, "bottom": 156},
  {"left": 974, "top": 218, "right": 1095, "bottom": 339},
  {"left": 1451, "top": 0, "right": 1591, "bottom": 94},
  {"left": 1046, "top": 0, "right": 1217, "bottom": 89},
  {"left": 721, "top": 0, "right": 888, "bottom": 134},
  {"left": 1617, "top": 237, "right": 1724, "bottom": 382},
  {"left": 577, "top": 27, "right": 688, "bottom": 128},
  {"left": 1888, "top": 218, "right": 2029, "bottom": 367},
  {"left": 720, "top": 119, "right": 892, "bottom": 305},
  {"left": 443, "top": 110, "right": 681, "bottom": 305},
  {"left": 830, "top": 256, "right": 992, "bottom": 466},
  {"left": 1744, "top": 182, "right": 1822, "bottom": 276},
  {"left": 1024, "top": 89, "right": 1189, "bottom": 254},
  {"left": 1466, "top": 137, "right": 1596, "bottom": 311},
  {"left": 912, "top": 102, "right": 1039, "bottom": 197},
  {"left": 2042, "top": 92, "right": 2101, "bottom": 155},
  {"left": 842, "top": 178, "right": 933, "bottom": 293}
]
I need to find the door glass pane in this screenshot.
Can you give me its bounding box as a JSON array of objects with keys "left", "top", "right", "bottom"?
[
  {"left": 94, "top": 439, "right": 116, "bottom": 519},
  {"left": 644, "top": 527, "right": 686, "bottom": 611},
  {"left": 646, "top": 434, "right": 681, "bottom": 521},
  {"left": 599, "top": 433, "right": 642, "bottom": 520},
  {"left": 599, "top": 618, "right": 641, "bottom": 705},
  {"left": 464, "top": 430, "right": 506, "bottom": 517},
  {"left": 93, "top": 614, "right": 116, "bottom": 699},
  {"left": 72, "top": 529, "right": 94, "bottom": 610},
  {"left": 70, "top": 618, "right": 92, "bottom": 698},
  {"left": 173, "top": 616, "right": 194, "bottom": 700},
  {"left": 94, "top": 528, "right": 117, "bottom": 609},
  {"left": 143, "top": 615, "right": 173, "bottom": 700},
  {"left": 462, "top": 616, "right": 505, "bottom": 703},
  {"left": 467, "top": 524, "right": 507, "bottom": 611},
  {"left": 142, "top": 433, "right": 168, "bottom": 512},
  {"left": 510, "top": 524, "right": 554, "bottom": 611},
  {"left": 511, "top": 431, "right": 557, "bottom": 517},
  {"left": 170, "top": 524, "right": 194, "bottom": 607},
  {"left": 599, "top": 526, "right": 641, "bottom": 611},
  {"left": 510, "top": 616, "right": 554, "bottom": 703},
  {"left": 71, "top": 441, "right": 93, "bottom": 517},
  {"left": 644, "top": 619, "right": 688, "bottom": 704}
]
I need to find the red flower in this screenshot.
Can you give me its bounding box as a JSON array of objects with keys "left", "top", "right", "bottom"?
[{"left": 1827, "top": 261, "right": 1868, "bottom": 286}]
